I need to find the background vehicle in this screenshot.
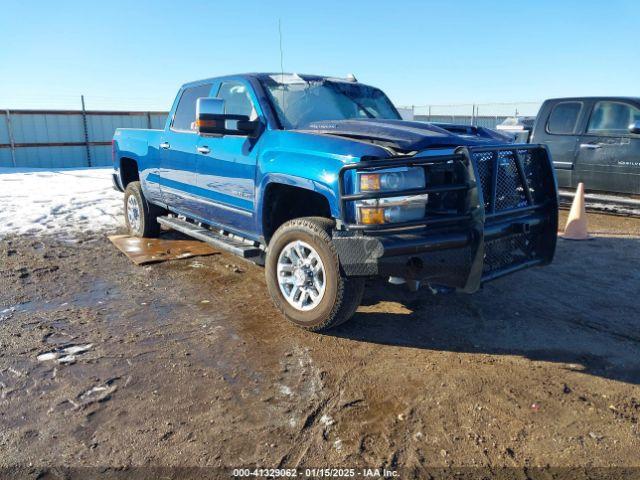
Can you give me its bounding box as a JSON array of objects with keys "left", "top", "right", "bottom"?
[
  {"left": 496, "top": 116, "right": 536, "bottom": 143},
  {"left": 112, "top": 73, "right": 558, "bottom": 331},
  {"left": 431, "top": 122, "right": 515, "bottom": 143},
  {"left": 507, "top": 97, "right": 640, "bottom": 195}
]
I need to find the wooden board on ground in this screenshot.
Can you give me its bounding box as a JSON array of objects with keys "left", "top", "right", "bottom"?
[{"left": 108, "top": 235, "right": 219, "bottom": 265}]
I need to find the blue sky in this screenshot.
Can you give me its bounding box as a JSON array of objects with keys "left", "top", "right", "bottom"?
[{"left": 0, "top": 0, "right": 638, "bottom": 112}]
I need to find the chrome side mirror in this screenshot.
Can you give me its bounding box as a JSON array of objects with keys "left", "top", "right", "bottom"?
[
  {"left": 628, "top": 120, "right": 640, "bottom": 135},
  {"left": 195, "top": 97, "right": 261, "bottom": 137},
  {"left": 195, "top": 97, "right": 225, "bottom": 135}
]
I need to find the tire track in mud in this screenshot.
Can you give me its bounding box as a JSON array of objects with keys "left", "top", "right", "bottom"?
[
  {"left": 562, "top": 315, "right": 640, "bottom": 345},
  {"left": 275, "top": 343, "right": 355, "bottom": 468}
]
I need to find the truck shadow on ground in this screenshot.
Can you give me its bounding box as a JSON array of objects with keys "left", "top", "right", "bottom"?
[{"left": 329, "top": 236, "right": 640, "bottom": 385}]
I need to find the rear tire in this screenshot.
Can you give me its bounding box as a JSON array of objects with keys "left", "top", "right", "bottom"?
[
  {"left": 265, "top": 217, "right": 364, "bottom": 331},
  {"left": 123, "top": 181, "right": 164, "bottom": 238}
]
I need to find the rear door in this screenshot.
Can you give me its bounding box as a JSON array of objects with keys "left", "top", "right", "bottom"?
[
  {"left": 194, "top": 80, "right": 262, "bottom": 234},
  {"left": 575, "top": 100, "right": 640, "bottom": 194},
  {"left": 538, "top": 100, "right": 585, "bottom": 188},
  {"left": 159, "top": 83, "right": 213, "bottom": 215}
]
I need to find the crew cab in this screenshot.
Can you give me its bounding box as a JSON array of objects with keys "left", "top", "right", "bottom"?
[
  {"left": 112, "top": 73, "right": 558, "bottom": 331},
  {"left": 528, "top": 97, "right": 640, "bottom": 195}
]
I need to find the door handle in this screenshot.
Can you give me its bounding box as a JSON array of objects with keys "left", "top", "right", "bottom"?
[
  {"left": 160, "top": 142, "right": 170, "bottom": 149},
  {"left": 579, "top": 143, "right": 601, "bottom": 150},
  {"left": 197, "top": 146, "right": 211, "bottom": 154}
]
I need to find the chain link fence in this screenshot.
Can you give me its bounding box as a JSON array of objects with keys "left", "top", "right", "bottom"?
[{"left": 401, "top": 102, "right": 542, "bottom": 129}]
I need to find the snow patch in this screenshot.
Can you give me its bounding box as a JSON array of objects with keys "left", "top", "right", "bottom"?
[
  {"left": 320, "top": 414, "right": 335, "bottom": 427},
  {"left": 278, "top": 385, "right": 293, "bottom": 396},
  {"left": 0, "top": 168, "right": 123, "bottom": 239}
]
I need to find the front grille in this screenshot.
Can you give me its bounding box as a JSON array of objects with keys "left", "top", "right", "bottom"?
[
  {"left": 473, "top": 150, "right": 533, "bottom": 213},
  {"left": 483, "top": 232, "right": 537, "bottom": 274},
  {"left": 519, "top": 148, "right": 548, "bottom": 205},
  {"left": 472, "top": 146, "right": 554, "bottom": 280}
]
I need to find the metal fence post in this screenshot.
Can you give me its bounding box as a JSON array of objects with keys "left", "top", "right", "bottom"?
[
  {"left": 80, "top": 95, "right": 92, "bottom": 167},
  {"left": 428, "top": 105, "right": 431, "bottom": 122},
  {"left": 4, "top": 110, "right": 17, "bottom": 167},
  {"left": 147, "top": 112, "right": 152, "bottom": 129}
]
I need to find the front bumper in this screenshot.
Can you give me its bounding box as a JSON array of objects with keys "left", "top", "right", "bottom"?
[
  {"left": 333, "top": 210, "right": 554, "bottom": 292},
  {"left": 334, "top": 145, "right": 558, "bottom": 293}
]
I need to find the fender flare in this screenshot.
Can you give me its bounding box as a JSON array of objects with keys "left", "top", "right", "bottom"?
[{"left": 255, "top": 174, "right": 341, "bottom": 231}]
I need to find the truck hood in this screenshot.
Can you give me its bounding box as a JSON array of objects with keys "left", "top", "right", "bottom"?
[{"left": 301, "top": 118, "right": 505, "bottom": 153}]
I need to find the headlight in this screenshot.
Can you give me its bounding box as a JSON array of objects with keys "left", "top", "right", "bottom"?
[
  {"left": 354, "top": 166, "right": 428, "bottom": 225},
  {"left": 359, "top": 167, "right": 425, "bottom": 192},
  {"left": 357, "top": 195, "right": 429, "bottom": 225}
]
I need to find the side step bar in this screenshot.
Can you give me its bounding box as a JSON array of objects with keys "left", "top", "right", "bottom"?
[{"left": 157, "top": 216, "right": 263, "bottom": 259}]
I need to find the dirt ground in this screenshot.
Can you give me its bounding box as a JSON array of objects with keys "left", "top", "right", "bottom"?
[{"left": 1, "top": 211, "right": 639, "bottom": 479}]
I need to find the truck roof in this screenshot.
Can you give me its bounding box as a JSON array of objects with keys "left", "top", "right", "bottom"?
[
  {"left": 181, "top": 73, "right": 364, "bottom": 89},
  {"left": 543, "top": 96, "right": 640, "bottom": 103}
]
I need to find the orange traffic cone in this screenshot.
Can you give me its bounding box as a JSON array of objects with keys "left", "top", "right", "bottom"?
[{"left": 561, "top": 182, "right": 590, "bottom": 240}]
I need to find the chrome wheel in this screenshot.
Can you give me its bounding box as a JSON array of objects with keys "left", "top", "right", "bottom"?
[
  {"left": 126, "top": 194, "right": 141, "bottom": 233},
  {"left": 277, "top": 240, "right": 326, "bottom": 311}
]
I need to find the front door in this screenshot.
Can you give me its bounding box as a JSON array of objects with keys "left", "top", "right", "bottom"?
[
  {"left": 194, "top": 81, "right": 261, "bottom": 234},
  {"left": 159, "top": 83, "right": 212, "bottom": 216},
  {"left": 541, "top": 100, "right": 584, "bottom": 189},
  {"left": 575, "top": 100, "right": 640, "bottom": 194}
]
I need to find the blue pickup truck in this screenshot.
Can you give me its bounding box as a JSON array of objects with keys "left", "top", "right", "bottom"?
[{"left": 112, "top": 73, "right": 558, "bottom": 331}]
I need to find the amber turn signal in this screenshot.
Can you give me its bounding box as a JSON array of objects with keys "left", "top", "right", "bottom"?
[
  {"left": 359, "top": 207, "right": 386, "bottom": 224},
  {"left": 359, "top": 173, "right": 381, "bottom": 191}
]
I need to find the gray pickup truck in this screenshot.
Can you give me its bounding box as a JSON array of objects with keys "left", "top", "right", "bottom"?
[{"left": 502, "top": 97, "right": 640, "bottom": 195}]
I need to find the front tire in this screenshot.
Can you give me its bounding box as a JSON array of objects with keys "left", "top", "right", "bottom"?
[
  {"left": 123, "top": 181, "right": 163, "bottom": 238},
  {"left": 265, "top": 217, "right": 364, "bottom": 331}
]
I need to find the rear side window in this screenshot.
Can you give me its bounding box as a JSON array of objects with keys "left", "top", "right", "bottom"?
[
  {"left": 172, "top": 84, "right": 212, "bottom": 131},
  {"left": 587, "top": 101, "right": 640, "bottom": 135},
  {"left": 546, "top": 102, "right": 582, "bottom": 135}
]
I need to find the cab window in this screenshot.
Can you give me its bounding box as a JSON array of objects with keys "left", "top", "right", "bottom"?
[
  {"left": 171, "top": 84, "right": 212, "bottom": 131},
  {"left": 546, "top": 101, "right": 583, "bottom": 135},
  {"left": 587, "top": 101, "right": 640, "bottom": 135},
  {"left": 216, "top": 82, "right": 258, "bottom": 120}
]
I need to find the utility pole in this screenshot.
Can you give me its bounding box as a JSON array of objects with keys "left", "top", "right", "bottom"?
[
  {"left": 81, "top": 95, "right": 92, "bottom": 167},
  {"left": 4, "top": 110, "right": 16, "bottom": 167}
]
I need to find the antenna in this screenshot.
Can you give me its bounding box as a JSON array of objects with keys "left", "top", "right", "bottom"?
[
  {"left": 278, "top": 19, "right": 284, "bottom": 78},
  {"left": 278, "top": 19, "right": 285, "bottom": 113}
]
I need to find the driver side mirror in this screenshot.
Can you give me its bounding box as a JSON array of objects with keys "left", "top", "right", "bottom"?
[
  {"left": 628, "top": 121, "right": 640, "bottom": 135},
  {"left": 195, "top": 97, "right": 261, "bottom": 137}
]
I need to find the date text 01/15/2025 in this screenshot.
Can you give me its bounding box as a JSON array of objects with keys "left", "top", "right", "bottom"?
[{"left": 231, "top": 467, "right": 399, "bottom": 477}]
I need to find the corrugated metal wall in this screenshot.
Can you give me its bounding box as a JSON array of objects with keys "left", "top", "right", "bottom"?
[
  {"left": 0, "top": 110, "right": 167, "bottom": 168},
  {"left": 1, "top": 110, "right": 516, "bottom": 169}
]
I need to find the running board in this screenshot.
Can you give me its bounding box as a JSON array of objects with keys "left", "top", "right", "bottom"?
[{"left": 157, "top": 216, "right": 262, "bottom": 258}]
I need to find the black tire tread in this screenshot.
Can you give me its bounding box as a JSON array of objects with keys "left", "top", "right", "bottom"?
[
  {"left": 266, "top": 216, "right": 364, "bottom": 332},
  {"left": 123, "top": 181, "right": 164, "bottom": 238}
]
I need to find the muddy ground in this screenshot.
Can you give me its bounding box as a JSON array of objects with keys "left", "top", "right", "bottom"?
[{"left": 1, "top": 212, "right": 639, "bottom": 479}]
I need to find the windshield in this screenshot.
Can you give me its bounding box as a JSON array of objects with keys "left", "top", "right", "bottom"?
[{"left": 259, "top": 74, "right": 401, "bottom": 129}]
